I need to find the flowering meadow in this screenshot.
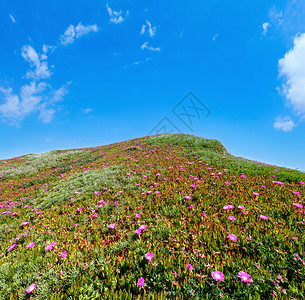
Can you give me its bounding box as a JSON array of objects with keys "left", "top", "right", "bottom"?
[{"left": 0, "top": 133, "right": 304, "bottom": 299}]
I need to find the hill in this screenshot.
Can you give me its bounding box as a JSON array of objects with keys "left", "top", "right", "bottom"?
[{"left": 0, "top": 134, "right": 304, "bottom": 299}]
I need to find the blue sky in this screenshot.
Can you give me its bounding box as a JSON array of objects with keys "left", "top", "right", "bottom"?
[{"left": 1, "top": 0, "right": 305, "bottom": 171}]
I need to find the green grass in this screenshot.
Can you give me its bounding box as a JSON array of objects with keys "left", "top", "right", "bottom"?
[{"left": 146, "top": 134, "right": 305, "bottom": 183}]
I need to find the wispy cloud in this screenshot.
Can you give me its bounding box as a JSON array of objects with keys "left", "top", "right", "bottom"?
[
  {"left": 212, "top": 33, "right": 219, "bottom": 41},
  {"left": 141, "top": 42, "right": 160, "bottom": 52},
  {"left": 0, "top": 44, "right": 70, "bottom": 126},
  {"left": 21, "top": 45, "right": 51, "bottom": 80},
  {"left": 106, "top": 4, "right": 129, "bottom": 24},
  {"left": 278, "top": 33, "right": 305, "bottom": 116},
  {"left": 1, "top": 20, "right": 99, "bottom": 126},
  {"left": 9, "top": 14, "right": 16, "bottom": 23},
  {"left": 60, "top": 23, "right": 98, "bottom": 46},
  {"left": 261, "top": 22, "right": 269, "bottom": 36},
  {"left": 273, "top": 116, "right": 295, "bottom": 131},
  {"left": 267, "top": 1, "right": 305, "bottom": 37},
  {"left": 83, "top": 108, "right": 92, "bottom": 114},
  {"left": 141, "top": 20, "right": 157, "bottom": 37}
]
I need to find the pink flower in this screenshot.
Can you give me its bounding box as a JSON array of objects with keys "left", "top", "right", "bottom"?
[
  {"left": 253, "top": 192, "right": 259, "bottom": 196},
  {"left": 238, "top": 205, "right": 245, "bottom": 209},
  {"left": 114, "top": 202, "right": 118, "bottom": 206},
  {"left": 223, "top": 205, "right": 234, "bottom": 210},
  {"left": 136, "top": 214, "right": 141, "bottom": 218},
  {"left": 94, "top": 191, "right": 99, "bottom": 195},
  {"left": 262, "top": 185, "right": 266, "bottom": 189},
  {"left": 188, "top": 205, "right": 193, "bottom": 209},
  {"left": 238, "top": 271, "right": 253, "bottom": 283},
  {"left": 61, "top": 252, "right": 67, "bottom": 259},
  {"left": 108, "top": 224, "right": 115, "bottom": 229},
  {"left": 137, "top": 277, "right": 145, "bottom": 287},
  {"left": 185, "top": 196, "right": 191, "bottom": 200},
  {"left": 26, "top": 242, "right": 35, "bottom": 249},
  {"left": 202, "top": 212, "right": 207, "bottom": 217},
  {"left": 228, "top": 216, "right": 236, "bottom": 221},
  {"left": 77, "top": 207, "right": 82, "bottom": 212},
  {"left": 139, "top": 225, "right": 147, "bottom": 230},
  {"left": 26, "top": 283, "right": 37, "bottom": 293},
  {"left": 227, "top": 234, "right": 237, "bottom": 242},
  {"left": 241, "top": 174, "right": 246, "bottom": 178},
  {"left": 301, "top": 181, "right": 304, "bottom": 185},
  {"left": 293, "top": 203, "right": 303, "bottom": 208},
  {"left": 92, "top": 213, "right": 97, "bottom": 218},
  {"left": 145, "top": 252, "right": 154, "bottom": 261},
  {"left": 135, "top": 229, "right": 142, "bottom": 235},
  {"left": 21, "top": 222, "right": 29, "bottom": 226},
  {"left": 212, "top": 271, "right": 224, "bottom": 281},
  {"left": 259, "top": 215, "right": 269, "bottom": 220},
  {"left": 45, "top": 242, "right": 55, "bottom": 251},
  {"left": 293, "top": 191, "right": 300, "bottom": 195},
  {"left": 187, "top": 263, "right": 193, "bottom": 271},
  {"left": 7, "top": 244, "right": 17, "bottom": 252},
  {"left": 73, "top": 223, "right": 77, "bottom": 227}
]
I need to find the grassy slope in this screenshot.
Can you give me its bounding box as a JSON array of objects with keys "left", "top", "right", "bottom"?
[{"left": 0, "top": 134, "right": 304, "bottom": 299}]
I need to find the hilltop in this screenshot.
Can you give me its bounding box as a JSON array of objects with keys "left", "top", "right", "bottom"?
[{"left": 0, "top": 134, "right": 304, "bottom": 299}]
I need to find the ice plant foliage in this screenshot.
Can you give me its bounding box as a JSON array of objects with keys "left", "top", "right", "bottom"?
[{"left": 0, "top": 134, "right": 304, "bottom": 298}]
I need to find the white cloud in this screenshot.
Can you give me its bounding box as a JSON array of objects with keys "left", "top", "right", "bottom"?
[
  {"left": 0, "top": 43, "right": 70, "bottom": 125},
  {"left": 141, "top": 42, "right": 160, "bottom": 52},
  {"left": 21, "top": 45, "right": 51, "bottom": 80},
  {"left": 1, "top": 21, "right": 98, "bottom": 126},
  {"left": 9, "top": 14, "right": 16, "bottom": 23},
  {"left": 262, "top": 22, "right": 269, "bottom": 36},
  {"left": 41, "top": 44, "right": 56, "bottom": 59},
  {"left": 0, "top": 82, "right": 69, "bottom": 125},
  {"left": 212, "top": 33, "right": 219, "bottom": 41},
  {"left": 60, "top": 23, "right": 98, "bottom": 46},
  {"left": 52, "top": 85, "right": 69, "bottom": 102},
  {"left": 273, "top": 116, "right": 295, "bottom": 131},
  {"left": 38, "top": 103, "right": 56, "bottom": 123},
  {"left": 141, "top": 20, "right": 157, "bottom": 37},
  {"left": 0, "top": 82, "right": 46, "bottom": 124},
  {"left": 267, "top": 1, "right": 305, "bottom": 37},
  {"left": 0, "top": 87, "right": 21, "bottom": 122},
  {"left": 84, "top": 108, "right": 92, "bottom": 113},
  {"left": 268, "top": 7, "right": 283, "bottom": 27},
  {"left": 140, "top": 25, "right": 146, "bottom": 35},
  {"left": 106, "top": 4, "right": 128, "bottom": 24},
  {"left": 278, "top": 33, "right": 305, "bottom": 115}
]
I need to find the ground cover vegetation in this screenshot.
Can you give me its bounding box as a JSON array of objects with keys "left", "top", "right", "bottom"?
[{"left": 0, "top": 134, "right": 304, "bottom": 299}]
